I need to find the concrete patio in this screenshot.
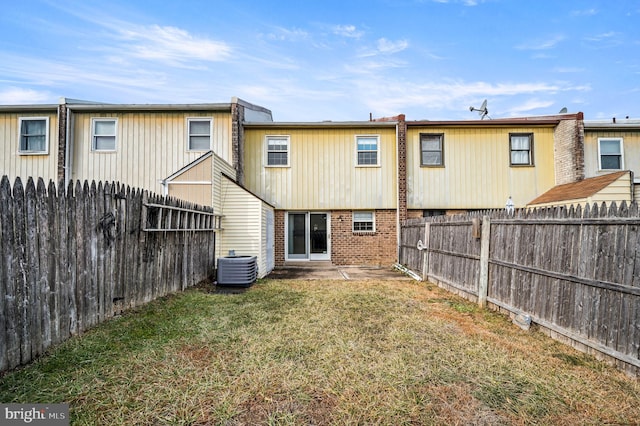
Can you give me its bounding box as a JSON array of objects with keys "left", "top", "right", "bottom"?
[{"left": 266, "top": 262, "right": 413, "bottom": 281}]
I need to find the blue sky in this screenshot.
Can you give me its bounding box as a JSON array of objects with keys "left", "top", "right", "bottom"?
[{"left": 0, "top": 0, "right": 638, "bottom": 121}]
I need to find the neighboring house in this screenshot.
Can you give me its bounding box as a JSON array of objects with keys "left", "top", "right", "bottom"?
[
  {"left": 405, "top": 114, "right": 584, "bottom": 218},
  {"left": 528, "top": 118, "right": 639, "bottom": 209},
  {"left": 0, "top": 103, "right": 60, "bottom": 184},
  {"left": 0, "top": 97, "right": 276, "bottom": 278},
  {"left": 583, "top": 119, "right": 640, "bottom": 200}
]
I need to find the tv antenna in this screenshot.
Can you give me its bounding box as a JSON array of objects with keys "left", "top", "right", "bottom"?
[{"left": 469, "top": 99, "right": 490, "bottom": 119}]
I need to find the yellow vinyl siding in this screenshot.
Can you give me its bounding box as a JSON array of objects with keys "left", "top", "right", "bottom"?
[
  {"left": 244, "top": 127, "right": 397, "bottom": 209},
  {"left": 584, "top": 130, "right": 640, "bottom": 177},
  {"left": 407, "top": 126, "right": 556, "bottom": 209},
  {"left": 0, "top": 111, "right": 59, "bottom": 184},
  {"left": 165, "top": 152, "right": 237, "bottom": 212},
  {"left": 71, "top": 111, "right": 232, "bottom": 194},
  {"left": 213, "top": 153, "right": 236, "bottom": 213},
  {"left": 167, "top": 157, "right": 213, "bottom": 206},
  {"left": 219, "top": 177, "right": 274, "bottom": 278}
]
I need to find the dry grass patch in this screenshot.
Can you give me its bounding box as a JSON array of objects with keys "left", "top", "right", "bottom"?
[{"left": 1, "top": 279, "right": 638, "bottom": 425}]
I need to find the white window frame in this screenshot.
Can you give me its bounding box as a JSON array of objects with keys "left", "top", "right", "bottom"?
[
  {"left": 91, "top": 118, "right": 117, "bottom": 152},
  {"left": 187, "top": 118, "right": 213, "bottom": 151},
  {"left": 355, "top": 135, "right": 380, "bottom": 167},
  {"left": 265, "top": 135, "right": 290, "bottom": 167},
  {"left": 509, "top": 133, "right": 534, "bottom": 166},
  {"left": 18, "top": 117, "right": 49, "bottom": 155},
  {"left": 598, "top": 137, "right": 624, "bottom": 170},
  {"left": 353, "top": 211, "right": 375, "bottom": 232}
]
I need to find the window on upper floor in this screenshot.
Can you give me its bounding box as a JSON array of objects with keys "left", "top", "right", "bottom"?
[
  {"left": 510, "top": 133, "right": 534, "bottom": 166},
  {"left": 92, "top": 118, "right": 117, "bottom": 151},
  {"left": 18, "top": 117, "right": 49, "bottom": 154},
  {"left": 356, "top": 135, "right": 379, "bottom": 166},
  {"left": 353, "top": 211, "right": 375, "bottom": 232},
  {"left": 266, "top": 135, "right": 290, "bottom": 166},
  {"left": 420, "top": 133, "right": 444, "bottom": 166},
  {"left": 187, "top": 118, "right": 212, "bottom": 151},
  {"left": 598, "top": 138, "right": 623, "bottom": 170}
]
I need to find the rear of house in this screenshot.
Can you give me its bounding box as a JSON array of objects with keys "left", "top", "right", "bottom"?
[{"left": 243, "top": 121, "right": 400, "bottom": 267}]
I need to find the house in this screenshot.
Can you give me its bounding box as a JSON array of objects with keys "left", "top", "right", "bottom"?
[
  {"left": 528, "top": 118, "right": 639, "bottom": 209},
  {"left": 243, "top": 118, "right": 401, "bottom": 266},
  {"left": 241, "top": 113, "right": 585, "bottom": 267},
  {"left": 583, "top": 118, "right": 640, "bottom": 200},
  {"left": 0, "top": 97, "right": 276, "bottom": 277},
  {"left": 3, "top": 95, "right": 612, "bottom": 269},
  {"left": 0, "top": 103, "right": 59, "bottom": 184},
  {"left": 404, "top": 113, "right": 584, "bottom": 218}
]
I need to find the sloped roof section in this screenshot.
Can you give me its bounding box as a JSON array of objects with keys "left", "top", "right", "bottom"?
[{"left": 528, "top": 171, "right": 629, "bottom": 205}]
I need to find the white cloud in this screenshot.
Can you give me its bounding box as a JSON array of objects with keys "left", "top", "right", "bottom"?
[
  {"left": 516, "top": 35, "right": 565, "bottom": 50},
  {"left": 553, "top": 67, "right": 585, "bottom": 73},
  {"left": 358, "top": 38, "right": 409, "bottom": 58},
  {"left": 332, "top": 25, "right": 363, "bottom": 39},
  {"left": 117, "top": 24, "right": 232, "bottom": 65},
  {"left": 571, "top": 8, "right": 598, "bottom": 17},
  {"left": 507, "top": 99, "right": 556, "bottom": 115},
  {"left": 265, "top": 26, "right": 309, "bottom": 42},
  {"left": 377, "top": 38, "right": 409, "bottom": 54},
  {"left": 0, "top": 87, "right": 52, "bottom": 104}
]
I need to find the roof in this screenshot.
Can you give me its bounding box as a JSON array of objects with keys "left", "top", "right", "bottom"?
[
  {"left": 243, "top": 120, "right": 398, "bottom": 129},
  {"left": 408, "top": 112, "right": 583, "bottom": 127},
  {"left": 585, "top": 118, "right": 640, "bottom": 130},
  {"left": 0, "top": 104, "right": 58, "bottom": 112},
  {"left": 528, "top": 171, "right": 629, "bottom": 205}
]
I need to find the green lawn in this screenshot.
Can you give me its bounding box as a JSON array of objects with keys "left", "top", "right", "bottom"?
[{"left": 1, "top": 279, "right": 638, "bottom": 425}]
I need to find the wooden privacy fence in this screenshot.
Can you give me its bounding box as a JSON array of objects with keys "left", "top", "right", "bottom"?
[
  {"left": 0, "top": 176, "right": 222, "bottom": 373},
  {"left": 399, "top": 203, "right": 640, "bottom": 376}
]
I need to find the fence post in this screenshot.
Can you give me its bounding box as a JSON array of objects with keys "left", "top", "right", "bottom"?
[
  {"left": 478, "top": 215, "right": 491, "bottom": 308},
  {"left": 422, "top": 222, "right": 430, "bottom": 280}
]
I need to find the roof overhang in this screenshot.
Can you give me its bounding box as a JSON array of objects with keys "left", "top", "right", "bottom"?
[
  {"left": 0, "top": 104, "right": 58, "bottom": 112},
  {"left": 243, "top": 121, "right": 397, "bottom": 129},
  {"left": 65, "top": 103, "right": 232, "bottom": 112}
]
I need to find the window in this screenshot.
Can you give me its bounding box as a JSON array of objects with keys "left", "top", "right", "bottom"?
[
  {"left": 353, "top": 211, "right": 374, "bottom": 232},
  {"left": 356, "top": 136, "right": 379, "bottom": 166},
  {"left": 598, "top": 138, "right": 623, "bottom": 170},
  {"left": 510, "top": 133, "right": 533, "bottom": 166},
  {"left": 420, "top": 133, "right": 444, "bottom": 166},
  {"left": 92, "top": 118, "right": 117, "bottom": 151},
  {"left": 188, "top": 118, "right": 212, "bottom": 151},
  {"left": 18, "top": 117, "right": 49, "bottom": 154},
  {"left": 266, "top": 136, "right": 289, "bottom": 166}
]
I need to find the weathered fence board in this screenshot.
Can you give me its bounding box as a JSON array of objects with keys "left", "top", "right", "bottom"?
[
  {"left": 0, "top": 176, "right": 219, "bottom": 373},
  {"left": 399, "top": 203, "right": 640, "bottom": 376}
]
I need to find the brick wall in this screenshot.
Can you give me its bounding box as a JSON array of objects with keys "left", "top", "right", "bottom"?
[
  {"left": 397, "top": 115, "right": 407, "bottom": 223},
  {"left": 231, "top": 102, "right": 245, "bottom": 185},
  {"left": 56, "top": 104, "right": 67, "bottom": 184},
  {"left": 554, "top": 114, "right": 585, "bottom": 185},
  {"left": 331, "top": 209, "right": 397, "bottom": 266},
  {"left": 273, "top": 209, "right": 398, "bottom": 267},
  {"left": 274, "top": 210, "right": 286, "bottom": 266}
]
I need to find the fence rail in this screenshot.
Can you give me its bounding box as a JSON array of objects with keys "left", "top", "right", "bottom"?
[
  {"left": 399, "top": 203, "right": 640, "bottom": 377},
  {"left": 0, "top": 176, "right": 219, "bottom": 373}
]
